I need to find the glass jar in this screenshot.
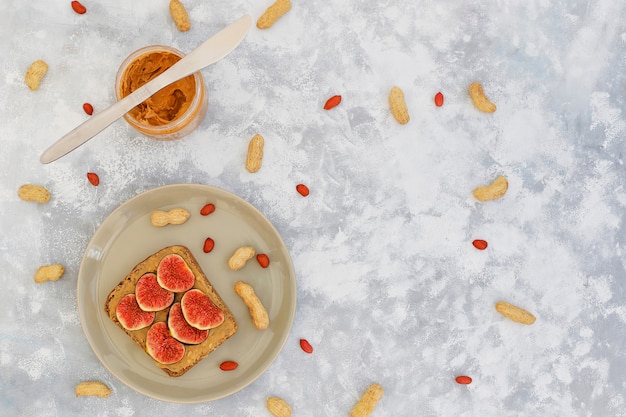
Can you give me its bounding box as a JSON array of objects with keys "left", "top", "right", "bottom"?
[{"left": 114, "top": 45, "right": 208, "bottom": 140}]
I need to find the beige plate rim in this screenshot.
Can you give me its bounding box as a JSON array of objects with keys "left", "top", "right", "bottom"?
[{"left": 77, "top": 184, "right": 297, "bottom": 403}]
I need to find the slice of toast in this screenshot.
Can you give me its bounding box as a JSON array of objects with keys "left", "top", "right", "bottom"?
[{"left": 104, "top": 245, "right": 237, "bottom": 377}]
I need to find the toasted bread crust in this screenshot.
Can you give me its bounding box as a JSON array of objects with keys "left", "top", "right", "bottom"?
[{"left": 104, "top": 245, "right": 237, "bottom": 377}]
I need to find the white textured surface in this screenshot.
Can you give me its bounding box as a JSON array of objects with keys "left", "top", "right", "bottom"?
[{"left": 1, "top": 0, "right": 625, "bottom": 415}]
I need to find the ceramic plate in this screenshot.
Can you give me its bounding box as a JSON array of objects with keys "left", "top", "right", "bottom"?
[{"left": 77, "top": 184, "right": 296, "bottom": 403}]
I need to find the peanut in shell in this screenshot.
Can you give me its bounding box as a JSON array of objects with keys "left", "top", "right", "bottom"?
[
  {"left": 34, "top": 264, "right": 65, "bottom": 284},
  {"left": 25, "top": 60, "right": 48, "bottom": 91},
  {"left": 472, "top": 175, "right": 508, "bottom": 202},
  {"left": 257, "top": 0, "right": 292, "bottom": 29},
  {"left": 469, "top": 81, "right": 496, "bottom": 113},
  {"left": 388, "top": 86, "right": 409, "bottom": 124},
  {"left": 245, "top": 134, "right": 264, "bottom": 173},
  {"left": 266, "top": 397, "right": 292, "bottom": 417},
  {"left": 495, "top": 301, "right": 536, "bottom": 325},
  {"left": 75, "top": 381, "right": 111, "bottom": 398},
  {"left": 169, "top": 0, "right": 191, "bottom": 32},
  {"left": 18, "top": 184, "right": 51, "bottom": 203},
  {"left": 349, "top": 383, "right": 384, "bottom": 417}
]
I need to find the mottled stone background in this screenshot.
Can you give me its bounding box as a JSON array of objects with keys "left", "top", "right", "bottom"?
[{"left": 1, "top": 0, "right": 624, "bottom": 416}]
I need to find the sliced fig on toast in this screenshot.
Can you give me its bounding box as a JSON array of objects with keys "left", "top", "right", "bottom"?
[
  {"left": 180, "top": 289, "right": 225, "bottom": 330},
  {"left": 168, "top": 302, "right": 209, "bottom": 345},
  {"left": 156, "top": 254, "right": 195, "bottom": 292},
  {"left": 116, "top": 294, "right": 155, "bottom": 331},
  {"left": 135, "top": 273, "right": 175, "bottom": 312},
  {"left": 146, "top": 321, "right": 185, "bottom": 365}
]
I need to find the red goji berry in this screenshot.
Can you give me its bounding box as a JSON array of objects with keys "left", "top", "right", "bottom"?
[
  {"left": 323, "top": 95, "right": 342, "bottom": 110},
  {"left": 203, "top": 237, "right": 215, "bottom": 253},
  {"left": 296, "top": 183, "right": 309, "bottom": 197},
  {"left": 299, "top": 338, "right": 313, "bottom": 354},
  {"left": 434, "top": 92, "right": 444, "bottom": 107},
  {"left": 219, "top": 361, "right": 238, "bottom": 371},
  {"left": 455, "top": 375, "right": 472, "bottom": 385},
  {"left": 87, "top": 172, "right": 99, "bottom": 186},
  {"left": 256, "top": 254, "right": 270, "bottom": 268},
  {"left": 82, "top": 102, "right": 93, "bottom": 115},
  {"left": 472, "top": 239, "right": 488, "bottom": 250},
  {"left": 200, "top": 203, "right": 215, "bottom": 216},
  {"left": 71, "top": 1, "right": 87, "bottom": 14}
]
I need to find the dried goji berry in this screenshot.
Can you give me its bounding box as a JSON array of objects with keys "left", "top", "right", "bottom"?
[
  {"left": 86, "top": 172, "right": 99, "bottom": 186},
  {"left": 203, "top": 237, "right": 215, "bottom": 253},
  {"left": 219, "top": 361, "right": 238, "bottom": 371},
  {"left": 71, "top": 1, "right": 87, "bottom": 14},
  {"left": 434, "top": 92, "right": 444, "bottom": 107},
  {"left": 299, "top": 338, "right": 313, "bottom": 354},
  {"left": 324, "top": 95, "right": 342, "bottom": 110},
  {"left": 200, "top": 203, "right": 215, "bottom": 216},
  {"left": 82, "top": 102, "right": 93, "bottom": 115},
  {"left": 455, "top": 375, "right": 472, "bottom": 385},
  {"left": 296, "top": 183, "right": 309, "bottom": 197},
  {"left": 256, "top": 254, "right": 270, "bottom": 268},
  {"left": 472, "top": 239, "right": 488, "bottom": 250}
]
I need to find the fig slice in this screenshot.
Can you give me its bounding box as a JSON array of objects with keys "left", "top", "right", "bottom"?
[
  {"left": 168, "top": 302, "right": 209, "bottom": 345},
  {"left": 145, "top": 321, "right": 185, "bottom": 365},
  {"left": 181, "top": 289, "right": 225, "bottom": 330},
  {"left": 135, "top": 273, "right": 175, "bottom": 312},
  {"left": 116, "top": 294, "right": 155, "bottom": 331},
  {"left": 156, "top": 254, "right": 195, "bottom": 292}
]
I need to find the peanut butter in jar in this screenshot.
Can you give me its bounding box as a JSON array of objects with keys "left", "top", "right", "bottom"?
[{"left": 115, "top": 45, "right": 208, "bottom": 140}]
